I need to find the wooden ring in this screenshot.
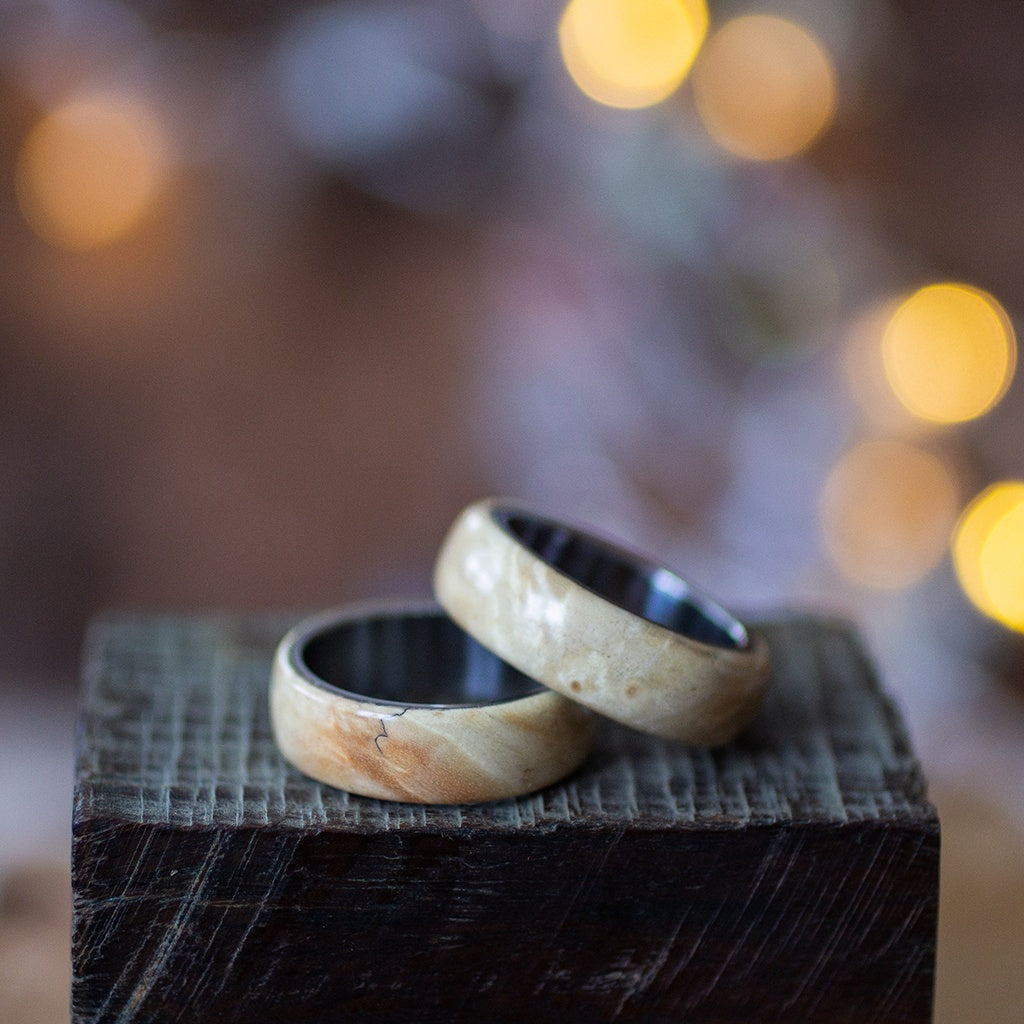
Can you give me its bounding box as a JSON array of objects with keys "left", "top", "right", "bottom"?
[
  {"left": 270, "top": 602, "right": 595, "bottom": 803},
  {"left": 433, "top": 499, "right": 771, "bottom": 745}
]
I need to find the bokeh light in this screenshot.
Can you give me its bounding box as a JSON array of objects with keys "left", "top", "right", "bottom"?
[
  {"left": 15, "top": 92, "right": 169, "bottom": 252},
  {"left": 841, "top": 299, "right": 926, "bottom": 435},
  {"left": 558, "top": 0, "right": 708, "bottom": 110},
  {"left": 820, "top": 440, "right": 960, "bottom": 589},
  {"left": 953, "top": 482, "right": 1024, "bottom": 633},
  {"left": 881, "top": 283, "right": 1016, "bottom": 425},
  {"left": 691, "top": 15, "right": 837, "bottom": 161}
]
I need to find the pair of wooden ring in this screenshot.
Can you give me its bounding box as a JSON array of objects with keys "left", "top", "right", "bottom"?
[{"left": 270, "top": 498, "right": 771, "bottom": 804}]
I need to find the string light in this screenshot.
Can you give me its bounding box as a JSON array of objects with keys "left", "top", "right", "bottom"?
[
  {"left": 881, "top": 283, "right": 1016, "bottom": 424},
  {"left": 558, "top": 0, "right": 708, "bottom": 110},
  {"left": 692, "top": 15, "right": 837, "bottom": 161},
  {"left": 15, "top": 92, "right": 168, "bottom": 252},
  {"left": 820, "top": 440, "right": 959, "bottom": 589},
  {"left": 841, "top": 299, "right": 926, "bottom": 435},
  {"left": 953, "top": 482, "right": 1024, "bottom": 633}
]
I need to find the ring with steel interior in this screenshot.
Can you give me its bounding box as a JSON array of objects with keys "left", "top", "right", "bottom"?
[
  {"left": 433, "top": 499, "right": 770, "bottom": 745},
  {"left": 269, "top": 602, "right": 595, "bottom": 803}
]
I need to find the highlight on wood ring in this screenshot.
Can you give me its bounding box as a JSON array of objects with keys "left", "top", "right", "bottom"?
[
  {"left": 269, "top": 602, "right": 595, "bottom": 803},
  {"left": 433, "top": 498, "right": 770, "bottom": 745}
]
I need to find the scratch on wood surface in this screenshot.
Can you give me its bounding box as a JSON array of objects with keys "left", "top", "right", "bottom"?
[
  {"left": 733, "top": 830, "right": 809, "bottom": 982},
  {"left": 80, "top": 826, "right": 159, "bottom": 970},
  {"left": 664, "top": 896, "right": 729, "bottom": 1007},
  {"left": 536, "top": 827, "right": 627, "bottom": 995},
  {"left": 779, "top": 830, "right": 906, "bottom": 1014},
  {"left": 679, "top": 832, "right": 801, "bottom": 1013},
  {"left": 610, "top": 903, "right": 690, "bottom": 1019},
  {"left": 873, "top": 934, "right": 935, "bottom": 1022},
  {"left": 209, "top": 833, "right": 298, "bottom": 1002},
  {"left": 111, "top": 831, "right": 228, "bottom": 1023}
]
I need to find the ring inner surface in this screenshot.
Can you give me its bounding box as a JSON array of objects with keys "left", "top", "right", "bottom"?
[
  {"left": 495, "top": 509, "right": 747, "bottom": 650},
  {"left": 299, "top": 611, "right": 545, "bottom": 706}
]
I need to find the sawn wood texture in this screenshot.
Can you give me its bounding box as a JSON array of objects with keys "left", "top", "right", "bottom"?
[{"left": 72, "top": 614, "right": 938, "bottom": 1023}]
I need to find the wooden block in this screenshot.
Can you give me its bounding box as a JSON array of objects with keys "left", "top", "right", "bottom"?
[{"left": 72, "top": 615, "right": 938, "bottom": 1023}]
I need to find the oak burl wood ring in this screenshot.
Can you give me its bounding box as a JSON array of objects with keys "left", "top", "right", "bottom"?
[
  {"left": 433, "top": 499, "right": 771, "bottom": 746},
  {"left": 270, "top": 603, "right": 596, "bottom": 803}
]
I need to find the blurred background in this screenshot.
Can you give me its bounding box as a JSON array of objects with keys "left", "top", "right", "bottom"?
[{"left": 0, "top": 0, "right": 1022, "bottom": 1020}]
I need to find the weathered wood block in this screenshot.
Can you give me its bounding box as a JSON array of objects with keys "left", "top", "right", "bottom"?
[{"left": 72, "top": 615, "right": 938, "bottom": 1023}]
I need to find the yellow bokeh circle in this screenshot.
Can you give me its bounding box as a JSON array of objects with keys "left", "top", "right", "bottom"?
[
  {"left": 558, "top": 0, "right": 708, "bottom": 110},
  {"left": 691, "top": 14, "right": 837, "bottom": 161},
  {"left": 953, "top": 482, "right": 1024, "bottom": 633},
  {"left": 882, "top": 283, "right": 1016, "bottom": 424},
  {"left": 820, "top": 439, "right": 959, "bottom": 589},
  {"left": 16, "top": 93, "right": 168, "bottom": 252}
]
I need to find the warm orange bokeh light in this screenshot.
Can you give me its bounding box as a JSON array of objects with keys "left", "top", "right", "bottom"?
[
  {"left": 841, "top": 299, "right": 926, "bottom": 435},
  {"left": 16, "top": 93, "right": 168, "bottom": 252},
  {"left": 558, "top": 0, "right": 708, "bottom": 109},
  {"left": 820, "top": 440, "right": 959, "bottom": 589},
  {"left": 692, "top": 15, "right": 837, "bottom": 160},
  {"left": 882, "top": 283, "right": 1016, "bottom": 425},
  {"left": 953, "top": 482, "right": 1024, "bottom": 633}
]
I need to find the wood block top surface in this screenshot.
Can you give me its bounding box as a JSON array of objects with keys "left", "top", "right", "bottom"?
[{"left": 74, "top": 614, "right": 935, "bottom": 833}]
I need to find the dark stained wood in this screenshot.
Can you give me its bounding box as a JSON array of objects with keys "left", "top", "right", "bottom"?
[{"left": 72, "top": 615, "right": 938, "bottom": 1023}]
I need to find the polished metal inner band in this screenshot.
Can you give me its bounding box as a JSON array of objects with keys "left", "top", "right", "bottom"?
[
  {"left": 293, "top": 607, "right": 546, "bottom": 707},
  {"left": 492, "top": 506, "right": 749, "bottom": 651}
]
